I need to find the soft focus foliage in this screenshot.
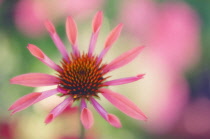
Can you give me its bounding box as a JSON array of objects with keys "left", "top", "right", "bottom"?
[{"left": 1, "top": 0, "right": 210, "bottom": 139}]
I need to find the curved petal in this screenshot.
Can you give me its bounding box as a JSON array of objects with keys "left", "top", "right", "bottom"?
[
  {"left": 90, "top": 97, "right": 121, "bottom": 128},
  {"left": 9, "top": 89, "right": 58, "bottom": 114},
  {"left": 10, "top": 73, "right": 59, "bottom": 87},
  {"left": 45, "top": 97, "right": 73, "bottom": 124},
  {"left": 100, "top": 88, "right": 147, "bottom": 121},
  {"left": 81, "top": 108, "right": 94, "bottom": 129},
  {"left": 103, "top": 74, "right": 145, "bottom": 86},
  {"left": 98, "top": 24, "right": 123, "bottom": 61},
  {"left": 103, "top": 46, "right": 144, "bottom": 73},
  {"left": 45, "top": 20, "right": 69, "bottom": 62},
  {"left": 88, "top": 11, "right": 103, "bottom": 56},
  {"left": 27, "top": 44, "right": 61, "bottom": 71},
  {"left": 90, "top": 97, "right": 107, "bottom": 120},
  {"left": 107, "top": 114, "right": 122, "bottom": 128}
]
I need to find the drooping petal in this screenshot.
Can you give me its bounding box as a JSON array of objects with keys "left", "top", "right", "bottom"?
[
  {"left": 66, "top": 16, "right": 79, "bottom": 56},
  {"left": 98, "top": 24, "right": 123, "bottom": 61},
  {"left": 88, "top": 11, "right": 103, "bottom": 56},
  {"left": 10, "top": 73, "right": 59, "bottom": 87},
  {"left": 9, "top": 89, "right": 58, "bottom": 114},
  {"left": 90, "top": 97, "right": 121, "bottom": 128},
  {"left": 90, "top": 97, "right": 107, "bottom": 119},
  {"left": 107, "top": 114, "right": 122, "bottom": 128},
  {"left": 80, "top": 98, "right": 87, "bottom": 109},
  {"left": 100, "top": 88, "right": 147, "bottom": 120},
  {"left": 103, "top": 74, "right": 145, "bottom": 86},
  {"left": 45, "top": 97, "right": 73, "bottom": 124},
  {"left": 81, "top": 108, "right": 94, "bottom": 129},
  {"left": 103, "top": 46, "right": 144, "bottom": 73},
  {"left": 27, "top": 44, "right": 61, "bottom": 71},
  {"left": 45, "top": 20, "right": 69, "bottom": 62}
]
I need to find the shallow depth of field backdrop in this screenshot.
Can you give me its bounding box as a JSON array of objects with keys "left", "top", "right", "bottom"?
[{"left": 1, "top": 0, "right": 210, "bottom": 139}]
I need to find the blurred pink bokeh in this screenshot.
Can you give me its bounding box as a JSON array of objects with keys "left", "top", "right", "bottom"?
[
  {"left": 120, "top": 0, "right": 201, "bottom": 134},
  {"left": 121, "top": 0, "right": 200, "bottom": 72},
  {"left": 170, "top": 98, "right": 210, "bottom": 138},
  {"left": 14, "top": 0, "right": 104, "bottom": 37}
]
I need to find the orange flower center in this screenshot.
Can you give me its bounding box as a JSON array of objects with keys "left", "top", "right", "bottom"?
[{"left": 58, "top": 54, "right": 107, "bottom": 100}]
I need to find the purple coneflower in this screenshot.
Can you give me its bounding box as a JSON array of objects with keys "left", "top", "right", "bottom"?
[{"left": 9, "top": 11, "right": 147, "bottom": 129}]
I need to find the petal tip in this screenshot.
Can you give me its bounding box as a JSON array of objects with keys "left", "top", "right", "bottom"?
[
  {"left": 93, "top": 11, "right": 103, "bottom": 33},
  {"left": 66, "top": 16, "right": 77, "bottom": 45},
  {"left": 44, "top": 20, "right": 56, "bottom": 34},
  {"left": 105, "top": 23, "right": 124, "bottom": 48},
  {"left": 81, "top": 108, "right": 94, "bottom": 129},
  {"left": 137, "top": 74, "right": 145, "bottom": 79},
  {"left": 45, "top": 114, "right": 53, "bottom": 124},
  {"left": 107, "top": 114, "right": 122, "bottom": 128}
]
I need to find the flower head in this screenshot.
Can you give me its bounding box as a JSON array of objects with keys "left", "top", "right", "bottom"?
[{"left": 9, "top": 11, "right": 147, "bottom": 128}]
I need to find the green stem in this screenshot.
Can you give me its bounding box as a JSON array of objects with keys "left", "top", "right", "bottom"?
[{"left": 79, "top": 121, "right": 85, "bottom": 139}]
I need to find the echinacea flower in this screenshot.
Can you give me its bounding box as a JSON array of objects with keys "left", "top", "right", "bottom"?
[{"left": 9, "top": 11, "right": 147, "bottom": 129}]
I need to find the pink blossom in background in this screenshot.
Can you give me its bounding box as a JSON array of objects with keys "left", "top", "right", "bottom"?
[
  {"left": 14, "top": 0, "right": 104, "bottom": 37},
  {"left": 0, "top": 0, "right": 3, "bottom": 5},
  {"left": 171, "top": 98, "right": 210, "bottom": 138},
  {"left": 120, "top": 0, "right": 158, "bottom": 42},
  {"left": 120, "top": 0, "right": 200, "bottom": 134},
  {"left": 121, "top": 0, "right": 200, "bottom": 72},
  {"left": 0, "top": 119, "right": 16, "bottom": 139},
  {"left": 134, "top": 52, "right": 189, "bottom": 134},
  {"left": 14, "top": 0, "right": 48, "bottom": 37}
]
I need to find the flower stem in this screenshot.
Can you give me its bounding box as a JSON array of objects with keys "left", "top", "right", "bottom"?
[{"left": 79, "top": 121, "right": 85, "bottom": 139}]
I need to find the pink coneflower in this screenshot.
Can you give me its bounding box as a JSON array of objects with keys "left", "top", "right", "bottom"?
[{"left": 9, "top": 11, "right": 147, "bottom": 129}]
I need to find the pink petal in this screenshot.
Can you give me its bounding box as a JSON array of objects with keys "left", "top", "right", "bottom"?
[
  {"left": 92, "top": 11, "right": 103, "bottom": 33},
  {"left": 81, "top": 108, "right": 94, "bottom": 129},
  {"left": 90, "top": 97, "right": 107, "bottom": 120},
  {"left": 66, "top": 16, "right": 77, "bottom": 45},
  {"left": 9, "top": 92, "right": 41, "bottom": 111},
  {"left": 10, "top": 73, "right": 59, "bottom": 87},
  {"left": 103, "top": 74, "right": 145, "bottom": 86},
  {"left": 27, "top": 44, "right": 61, "bottom": 71},
  {"left": 45, "top": 20, "right": 69, "bottom": 62},
  {"left": 45, "top": 97, "right": 73, "bottom": 124},
  {"left": 66, "top": 16, "right": 80, "bottom": 56},
  {"left": 98, "top": 24, "right": 123, "bottom": 61},
  {"left": 44, "top": 20, "right": 55, "bottom": 34},
  {"left": 61, "top": 106, "right": 78, "bottom": 115},
  {"left": 100, "top": 88, "right": 147, "bottom": 121},
  {"left": 90, "top": 98, "right": 122, "bottom": 128},
  {"left": 88, "top": 11, "right": 103, "bottom": 56},
  {"left": 105, "top": 24, "right": 123, "bottom": 48},
  {"left": 80, "top": 98, "right": 87, "bottom": 109},
  {"left": 9, "top": 89, "right": 58, "bottom": 114},
  {"left": 103, "top": 46, "right": 144, "bottom": 73},
  {"left": 107, "top": 114, "right": 122, "bottom": 128}
]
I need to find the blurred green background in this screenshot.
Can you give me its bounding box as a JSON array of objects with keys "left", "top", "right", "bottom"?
[{"left": 1, "top": 0, "right": 210, "bottom": 139}]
